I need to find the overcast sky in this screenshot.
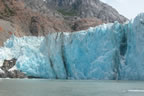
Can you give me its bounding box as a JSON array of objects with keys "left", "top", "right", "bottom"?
[{"left": 101, "top": 0, "right": 144, "bottom": 19}]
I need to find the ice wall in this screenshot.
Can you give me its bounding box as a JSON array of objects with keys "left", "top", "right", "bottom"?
[
  {"left": 120, "top": 14, "right": 144, "bottom": 80},
  {"left": 1, "top": 13, "right": 144, "bottom": 80},
  {"left": 40, "top": 23, "right": 124, "bottom": 79},
  {"left": 0, "top": 35, "right": 46, "bottom": 77}
]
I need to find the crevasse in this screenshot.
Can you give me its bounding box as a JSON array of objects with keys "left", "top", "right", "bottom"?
[{"left": 0, "top": 13, "right": 144, "bottom": 80}]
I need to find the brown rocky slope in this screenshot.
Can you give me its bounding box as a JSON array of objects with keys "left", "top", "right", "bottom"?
[{"left": 0, "top": 0, "right": 128, "bottom": 46}]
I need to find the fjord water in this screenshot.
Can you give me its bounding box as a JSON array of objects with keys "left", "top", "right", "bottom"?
[{"left": 0, "top": 79, "right": 144, "bottom": 96}]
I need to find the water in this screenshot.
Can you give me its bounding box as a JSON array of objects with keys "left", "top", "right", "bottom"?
[{"left": 0, "top": 79, "right": 144, "bottom": 96}]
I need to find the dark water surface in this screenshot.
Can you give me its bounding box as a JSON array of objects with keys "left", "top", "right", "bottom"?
[{"left": 0, "top": 79, "right": 144, "bottom": 96}]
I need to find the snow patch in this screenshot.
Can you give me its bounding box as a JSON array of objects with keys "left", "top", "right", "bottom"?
[
  {"left": 8, "top": 66, "right": 17, "bottom": 72},
  {"left": 0, "top": 68, "right": 4, "bottom": 74}
]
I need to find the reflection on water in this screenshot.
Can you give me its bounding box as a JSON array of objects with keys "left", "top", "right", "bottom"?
[{"left": 0, "top": 79, "right": 144, "bottom": 96}]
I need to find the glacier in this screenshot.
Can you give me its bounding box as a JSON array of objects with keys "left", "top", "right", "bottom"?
[
  {"left": 0, "top": 13, "right": 144, "bottom": 80},
  {"left": 120, "top": 13, "right": 144, "bottom": 80}
]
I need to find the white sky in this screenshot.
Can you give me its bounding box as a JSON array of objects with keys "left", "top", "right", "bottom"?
[{"left": 101, "top": 0, "right": 144, "bottom": 19}]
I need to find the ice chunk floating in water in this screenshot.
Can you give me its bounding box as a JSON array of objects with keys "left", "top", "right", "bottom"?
[{"left": 1, "top": 13, "right": 144, "bottom": 80}]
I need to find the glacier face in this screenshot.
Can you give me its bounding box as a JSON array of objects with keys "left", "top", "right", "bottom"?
[
  {"left": 0, "top": 13, "right": 144, "bottom": 80},
  {"left": 40, "top": 23, "right": 124, "bottom": 79},
  {"left": 120, "top": 14, "right": 144, "bottom": 80}
]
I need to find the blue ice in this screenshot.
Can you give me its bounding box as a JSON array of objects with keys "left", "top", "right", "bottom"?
[{"left": 0, "top": 13, "right": 144, "bottom": 80}]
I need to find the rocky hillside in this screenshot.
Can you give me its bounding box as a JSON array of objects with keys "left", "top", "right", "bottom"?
[
  {"left": 45, "top": 0, "right": 127, "bottom": 23},
  {"left": 0, "top": 0, "right": 128, "bottom": 46}
]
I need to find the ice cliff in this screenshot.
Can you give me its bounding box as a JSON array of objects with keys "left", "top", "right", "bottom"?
[
  {"left": 120, "top": 14, "right": 144, "bottom": 80},
  {"left": 0, "top": 13, "right": 144, "bottom": 80}
]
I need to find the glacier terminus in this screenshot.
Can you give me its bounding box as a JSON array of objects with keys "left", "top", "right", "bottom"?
[{"left": 0, "top": 13, "right": 144, "bottom": 80}]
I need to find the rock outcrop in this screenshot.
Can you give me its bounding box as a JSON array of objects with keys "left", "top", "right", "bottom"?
[{"left": 0, "top": 58, "right": 26, "bottom": 78}]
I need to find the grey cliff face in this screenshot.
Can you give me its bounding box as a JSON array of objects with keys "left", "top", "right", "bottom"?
[
  {"left": 45, "top": 0, "right": 127, "bottom": 23},
  {"left": 23, "top": 0, "right": 127, "bottom": 23}
]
